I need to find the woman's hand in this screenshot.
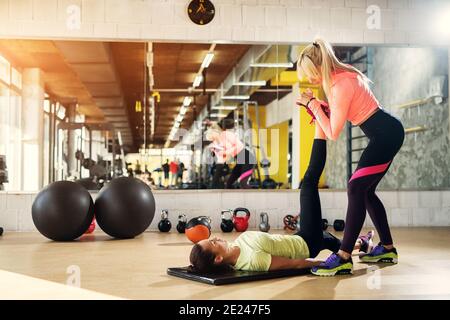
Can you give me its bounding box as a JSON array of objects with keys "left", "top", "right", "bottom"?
[{"left": 296, "top": 88, "right": 315, "bottom": 107}]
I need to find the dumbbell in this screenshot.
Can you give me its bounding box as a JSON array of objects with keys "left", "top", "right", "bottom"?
[
  {"left": 322, "top": 219, "right": 345, "bottom": 232},
  {"left": 158, "top": 210, "right": 172, "bottom": 232}
]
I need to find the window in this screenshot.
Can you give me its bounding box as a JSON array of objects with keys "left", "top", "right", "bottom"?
[{"left": 0, "top": 54, "right": 10, "bottom": 85}]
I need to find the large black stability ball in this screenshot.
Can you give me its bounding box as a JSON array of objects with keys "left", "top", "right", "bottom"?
[
  {"left": 94, "top": 177, "right": 155, "bottom": 239},
  {"left": 32, "top": 181, "right": 94, "bottom": 241}
]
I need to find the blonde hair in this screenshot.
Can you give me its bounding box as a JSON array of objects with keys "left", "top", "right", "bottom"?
[
  {"left": 205, "top": 121, "right": 222, "bottom": 141},
  {"left": 297, "top": 38, "right": 370, "bottom": 99}
]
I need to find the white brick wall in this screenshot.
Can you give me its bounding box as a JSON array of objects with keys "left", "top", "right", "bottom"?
[
  {"left": 9, "top": 0, "right": 32, "bottom": 21},
  {"left": 93, "top": 22, "right": 117, "bottom": 38},
  {"left": 117, "top": 23, "right": 140, "bottom": 39},
  {"left": 220, "top": 4, "right": 243, "bottom": 27},
  {"left": 265, "top": 6, "right": 286, "bottom": 27},
  {"left": 367, "top": 0, "right": 387, "bottom": 9},
  {"left": 1, "top": 190, "right": 449, "bottom": 232},
  {"left": 57, "top": 0, "right": 81, "bottom": 21},
  {"left": 331, "top": 7, "right": 352, "bottom": 29},
  {"left": 330, "top": 0, "right": 345, "bottom": 7},
  {"left": 81, "top": 0, "right": 104, "bottom": 22},
  {"left": 33, "top": 0, "right": 57, "bottom": 21},
  {"left": 345, "top": 0, "right": 366, "bottom": 8},
  {"left": 0, "top": 0, "right": 446, "bottom": 45}
]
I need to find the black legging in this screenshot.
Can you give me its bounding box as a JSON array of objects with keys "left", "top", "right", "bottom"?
[
  {"left": 340, "top": 108, "right": 404, "bottom": 253},
  {"left": 226, "top": 148, "right": 256, "bottom": 189},
  {"left": 295, "top": 139, "right": 342, "bottom": 258}
]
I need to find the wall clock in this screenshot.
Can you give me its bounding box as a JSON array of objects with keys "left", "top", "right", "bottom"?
[{"left": 187, "top": 0, "right": 215, "bottom": 25}]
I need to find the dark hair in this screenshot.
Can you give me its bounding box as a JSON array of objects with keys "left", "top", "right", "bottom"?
[{"left": 189, "top": 244, "right": 232, "bottom": 274}]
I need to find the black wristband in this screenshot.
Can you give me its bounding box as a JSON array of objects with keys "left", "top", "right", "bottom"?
[{"left": 306, "top": 97, "right": 316, "bottom": 108}]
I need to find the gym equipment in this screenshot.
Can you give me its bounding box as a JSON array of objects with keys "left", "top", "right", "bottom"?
[
  {"left": 158, "top": 210, "right": 172, "bottom": 232},
  {"left": 176, "top": 214, "right": 187, "bottom": 233},
  {"left": 32, "top": 181, "right": 94, "bottom": 241},
  {"left": 94, "top": 177, "right": 155, "bottom": 239},
  {"left": 185, "top": 216, "right": 212, "bottom": 243},
  {"left": 241, "top": 101, "right": 279, "bottom": 189},
  {"left": 167, "top": 266, "right": 310, "bottom": 285},
  {"left": 259, "top": 212, "right": 270, "bottom": 232},
  {"left": 75, "top": 150, "right": 84, "bottom": 161},
  {"left": 0, "top": 227, "right": 3, "bottom": 236},
  {"left": 57, "top": 122, "right": 124, "bottom": 183},
  {"left": 259, "top": 159, "right": 277, "bottom": 189},
  {"left": 85, "top": 218, "right": 96, "bottom": 234},
  {"left": 322, "top": 219, "right": 346, "bottom": 232},
  {"left": 220, "top": 210, "right": 234, "bottom": 233},
  {"left": 322, "top": 219, "right": 329, "bottom": 231},
  {"left": 283, "top": 214, "right": 299, "bottom": 231},
  {"left": 333, "top": 219, "right": 345, "bottom": 231},
  {"left": 233, "top": 207, "right": 250, "bottom": 232},
  {"left": 0, "top": 155, "right": 8, "bottom": 190}
]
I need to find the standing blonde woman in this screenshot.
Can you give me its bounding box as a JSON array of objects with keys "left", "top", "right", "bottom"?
[
  {"left": 205, "top": 121, "right": 256, "bottom": 189},
  {"left": 296, "top": 39, "right": 404, "bottom": 276}
]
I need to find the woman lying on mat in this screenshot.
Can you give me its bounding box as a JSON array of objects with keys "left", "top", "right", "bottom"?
[{"left": 190, "top": 124, "right": 374, "bottom": 274}]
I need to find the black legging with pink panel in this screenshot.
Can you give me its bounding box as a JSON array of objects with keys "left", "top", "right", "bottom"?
[
  {"left": 226, "top": 148, "right": 256, "bottom": 189},
  {"left": 340, "top": 108, "right": 404, "bottom": 253},
  {"left": 295, "top": 138, "right": 342, "bottom": 258}
]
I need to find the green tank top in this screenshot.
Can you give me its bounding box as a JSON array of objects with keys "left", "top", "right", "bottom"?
[{"left": 231, "top": 231, "right": 310, "bottom": 271}]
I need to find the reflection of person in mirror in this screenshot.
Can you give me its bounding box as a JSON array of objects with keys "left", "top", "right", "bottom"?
[
  {"left": 134, "top": 160, "right": 142, "bottom": 175},
  {"left": 144, "top": 171, "right": 156, "bottom": 189},
  {"left": 177, "top": 160, "right": 185, "bottom": 186},
  {"left": 162, "top": 159, "right": 170, "bottom": 187},
  {"left": 205, "top": 121, "right": 255, "bottom": 189},
  {"left": 296, "top": 38, "right": 404, "bottom": 276},
  {"left": 169, "top": 159, "right": 178, "bottom": 187}
]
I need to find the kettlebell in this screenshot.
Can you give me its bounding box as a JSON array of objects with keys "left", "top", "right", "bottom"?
[
  {"left": 158, "top": 209, "right": 172, "bottom": 232},
  {"left": 84, "top": 217, "right": 96, "bottom": 234},
  {"left": 333, "top": 219, "right": 345, "bottom": 232},
  {"left": 259, "top": 212, "right": 270, "bottom": 232},
  {"left": 233, "top": 207, "right": 250, "bottom": 232},
  {"left": 176, "top": 214, "right": 187, "bottom": 233},
  {"left": 220, "top": 210, "right": 234, "bottom": 233},
  {"left": 185, "top": 216, "right": 212, "bottom": 243}
]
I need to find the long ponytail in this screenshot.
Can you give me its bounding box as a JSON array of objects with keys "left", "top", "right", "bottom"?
[{"left": 297, "top": 38, "right": 370, "bottom": 99}]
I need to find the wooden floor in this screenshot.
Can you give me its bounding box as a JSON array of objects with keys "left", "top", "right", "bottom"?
[{"left": 1, "top": 228, "right": 450, "bottom": 300}]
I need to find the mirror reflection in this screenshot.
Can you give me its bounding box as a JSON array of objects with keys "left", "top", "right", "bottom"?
[{"left": 0, "top": 40, "right": 448, "bottom": 191}]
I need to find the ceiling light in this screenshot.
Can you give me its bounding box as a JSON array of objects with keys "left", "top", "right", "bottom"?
[
  {"left": 250, "top": 62, "right": 293, "bottom": 68},
  {"left": 222, "top": 95, "right": 250, "bottom": 100},
  {"left": 212, "top": 106, "right": 237, "bottom": 110},
  {"left": 234, "top": 81, "right": 267, "bottom": 86},
  {"left": 201, "top": 52, "right": 214, "bottom": 69},
  {"left": 210, "top": 113, "right": 227, "bottom": 118},
  {"left": 146, "top": 52, "right": 153, "bottom": 67},
  {"left": 193, "top": 75, "right": 203, "bottom": 88},
  {"left": 183, "top": 96, "right": 192, "bottom": 106},
  {"left": 117, "top": 131, "right": 123, "bottom": 146}
]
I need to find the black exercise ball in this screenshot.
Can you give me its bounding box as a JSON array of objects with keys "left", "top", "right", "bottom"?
[
  {"left": 94, "top": 177, "right": 155, "bottom": 239},
  {"left": 32, "top": 181, "right": 94, "bottom": 241}
]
